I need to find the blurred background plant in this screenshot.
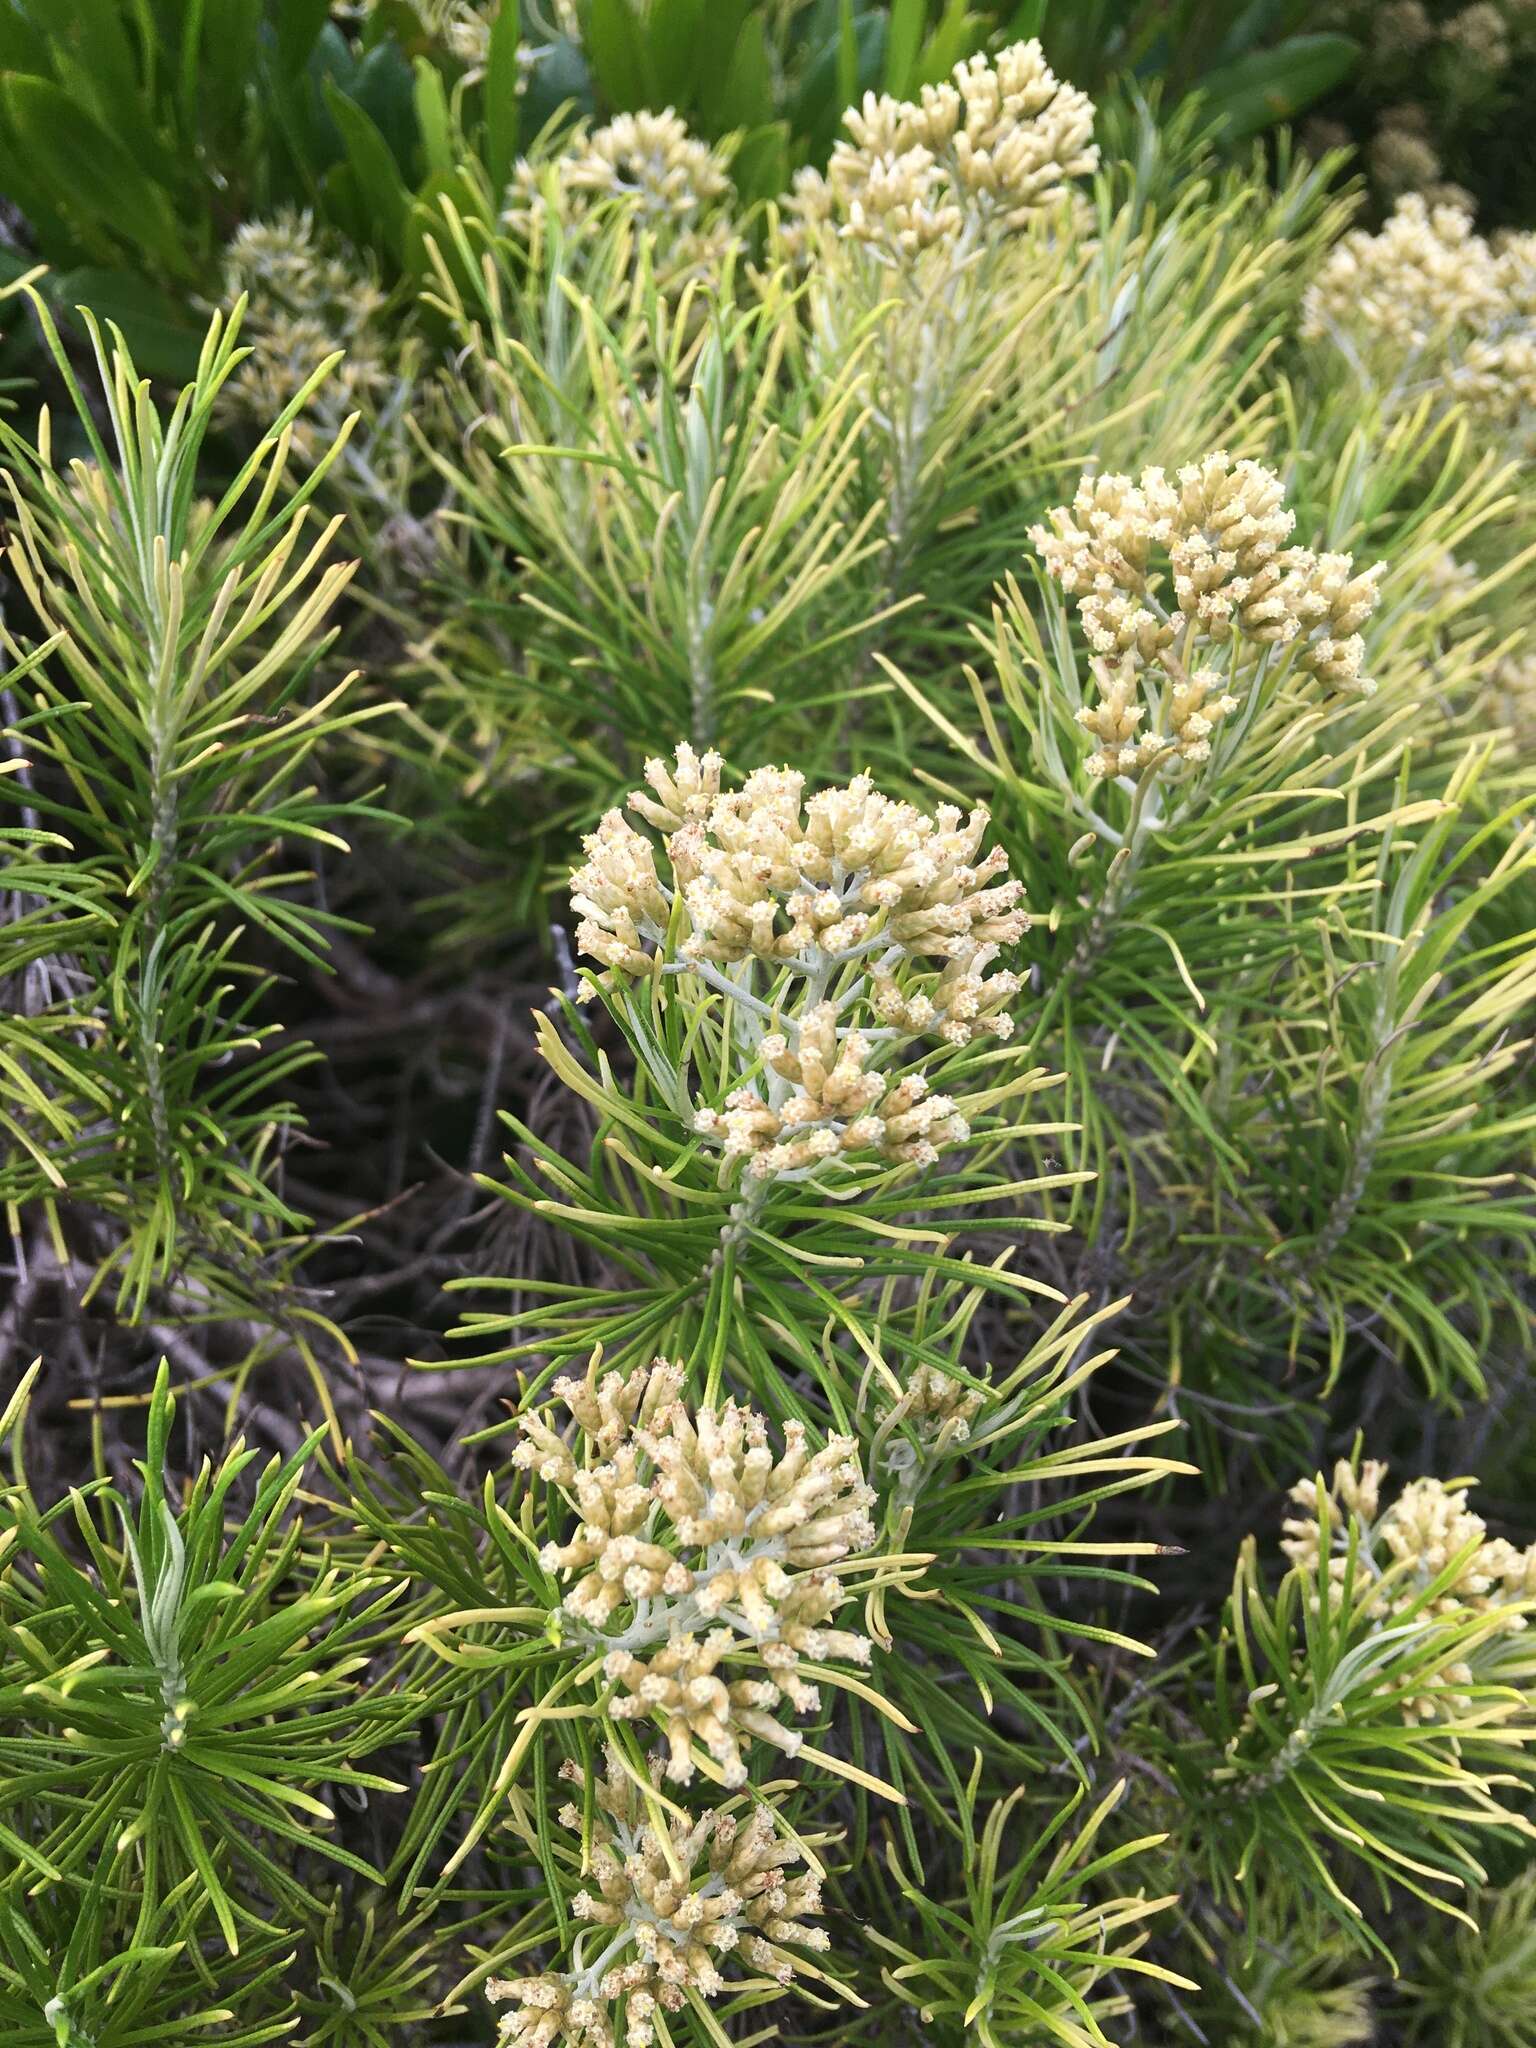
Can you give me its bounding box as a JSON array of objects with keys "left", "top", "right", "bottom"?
[{"left": 2, "top": 0, "right": 1530, "bottom": 408}]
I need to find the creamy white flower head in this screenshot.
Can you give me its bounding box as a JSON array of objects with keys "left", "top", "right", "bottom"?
[
  {"left": 890, "top": 1363, "right": 987, "bottom": 1448},
  {"left": 1303, "top": 194, "right": 1504, "bottom": 350},
  {"left": 1279, "top": 1457, "right": 1536, "bottom": 1721},
  {"left": 573, "top": 752, "right": 1027, "bottom": 977},
  {"left": 1032, "top": 451, "right": 1384, "bottom": 780},
  {"left": 213, "top": 208, "right": 390, "bottom": 465},
  {"left": 490, "top": 1757, "right": 829, "bottom": 2046},
  {"left": 520, "top": 1364, "right": 876, "bottom": 1783},
  {"left": 1304, "top": 196, "right": 1536, "bottom": 448},
  {"left": 806, "top": 38, "right": 1095, "bottom": 258},
  {"left": 568, "top": 749, "right": 1029, "bottom": 1182},
  {"left": 488, "top": 1973, "right": 611, "bottom": 2048},
  {"left": 504, "top": 108, "right": 736, "bottom": 282}
]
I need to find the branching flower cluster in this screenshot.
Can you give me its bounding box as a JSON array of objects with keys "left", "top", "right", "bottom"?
[
  {"left": 1032, "top": 452, "right": 1385, "bottom": 778},
  {"left": 571, "top": 746, "right": 1028, "bottom": 1179},
  {"left": 516, "top": 1354, "right": 877, "bottom": 1786},
  {"left": 787, "top": 38, "right": 1097, "bottom": 258},
  {"left": 488, "top": 1752, "right": 829, "bottom": 2048},
  {"left": 1304, "top": 193, "right": 1536, "bottom": 446}
]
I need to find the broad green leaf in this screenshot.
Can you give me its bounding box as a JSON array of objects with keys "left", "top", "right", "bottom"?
[
  {"left": 31, "top": 0, "right": 139, "bottom": 137},
  {"left": 914, "top": 0, "right": 981, "bottom": 87},
  {"left": 197, "top": 0, "right": 262, "bottom": 138},
  {"left": 54, "top": 268, "right": 204, "bottom": 382},
  {"left": 580, "top": 0, "right": 651, "bottom": 110},
  {"left": 836, "top": 0, "right": 858, "bottom": 112},
  {"left": 696, "top": 0, "right": 753, "bottom": 112},
  {"left": 323, "top": 81, "right": 411, "bottom": 262},
  {"left": 886, "top": 0, "right": 925, "bottom": 95},
  {"left": 0, "top": 73, "right": 190, "bottom": 280},
  {"left": 731, "top": 121, "right": 790, "bottom": 206},
  {"left": 717, "top": 16, "right": 775, "bottom": 134},
  {"left": 647, "top": 0, "right": 706, "bottom": 106},
  {"left": 414, "top": 52, "right": 454, "bottom": 178},
  {"left": 1199, "top": 32, "right": 1360, "bottom": 142},
  {"left": 275, "top": 0, "right": 334, "bottom": 73},
  {"left": 483, "top": 0, "right": 522, "bottom": 188}
]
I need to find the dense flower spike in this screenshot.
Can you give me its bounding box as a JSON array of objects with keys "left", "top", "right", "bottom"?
[
  {"left": 788, "top": 38, "right": 1097, "bottom": 257},
  {"left": 1304, "top": 194, "right": 1536, "bottom": 447},
  {"left": 570, "top": 750, "right": 1027, "bottom": 1180},
  {"left": 488, "top": 1755, "right": 829, "bottom": 2047},
  {"left": 1031, "top": 452, "right": 1385, "bottom": 777},
  {"left": 517, "top": 1361, "right": 876, "bottom": 1784}
]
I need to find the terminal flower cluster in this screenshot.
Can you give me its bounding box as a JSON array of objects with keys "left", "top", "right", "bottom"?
[
  {"left": 1281, "top": 1458, "right": 1536, "bottom": 1722},
  {"left": 505, "top": 109, "right": 736, "bottom": 281},
  {"left": 214, "top": 209, "right": 390, "bottom": 467},
  {"left": 570, "top": 747, "right": 1028, "bottom": 1180},
  {"left": 1304, "top": 195, "right": 1536, "bottom": 447},
  {"left": 487, "top": 1752, "right": 828, "bottom": 2047},
  {"left": 890, "top": 1363, "right": 986, "bottom": 1448},
  {"left": 786, "top": 38, "right": 1097, "bottom": 259},
  {"left": 1031, "top": 453, "right": 1385, "bottom": 777},
  {"left": 515, "top": 1356, "right": 876, "bottom": 1786}
]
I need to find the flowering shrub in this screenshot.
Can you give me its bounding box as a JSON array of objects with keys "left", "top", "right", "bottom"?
[{"left": 0, "top": 21, "right": 1533, "bottom": 2048}]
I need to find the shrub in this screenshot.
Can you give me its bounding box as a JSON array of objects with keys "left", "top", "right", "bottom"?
[{"left": 1, "top": 24, "right": 1533, "bottom": 2048}]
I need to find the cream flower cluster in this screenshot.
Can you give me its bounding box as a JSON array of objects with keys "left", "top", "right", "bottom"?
[
  {"left": 894, "top": 1363, "right": 986, "bottom": 1447},
  {"left": 570, "top": 747, "right": 1028, "bottom": 1179},
  {"left": 408, "top": 0, "right": 515, "bottom": 75},
  {"left": 870, "top": 1364, "right": 989, "bottom": 1516},
  {"left": 695, "top": 1001, "right": 973, "bottom": 1175},
  {"left": 1304, "top": 196, "right": 1536, "bottom": 446},
  {"left": 505, "top": 109, "right": 735, "bottom": 278},
  {"left": 1281, "top": 1458, "right": 1536, "bottom": 1723},
  {"left": 787, "top": 38, "right": 1096, "bottom": 258},
  {"left": 1031, "top": 453, "right": 1384, "bottom": 775},
  {"left": 488, "top": 1752, "right": 828, "bottom": 2048},
  {"left": 1303, "top": 194, "right": 1508, "bottom": 347},
  {"left": 515, "top": 1356, "right": 876, "bottom": 1787},
  {"left": 214, "top": 210, "right": 390, "bottom": 467}
]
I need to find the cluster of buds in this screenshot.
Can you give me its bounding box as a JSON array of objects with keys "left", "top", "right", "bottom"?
[
  {"left": 515, "top": 1356, "right": 876, "bottom": 1786},
  {"left": 505, "top": 109, "right": 736, "bottom": 282},
  {"left": 1304, "top": 196, "right": 1536, "bottom": 449},
  {"left": 786, "top": 39, "right": 1096, "bottom": 260},
  {"left": 213, "top": 210, "right": 391, "bottom": 467},
  {"left": 570, "top": 747, "right": 1028, "bottom": 1181},
  {"left": 488, "top": 1754, "right": 828, "bottom": 2047},
  {"left": 867, "top": 1363, "right": 990, "bottom": 1520},
  {"left": 1031, "top": 453, "right": 1384, "bottom": 778},
  {"left": 890, "top": 1364, "right": 987, "bottom": 1449},
  {"left": 409, "top": 0, "right": 533, "bottom": 79},
  {"left": 693, "top": 1003, "right": 971, "bottom": 1175},
  {"left": 1280, "top": 1458, "right": 1536, "bottom": 1723}
]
